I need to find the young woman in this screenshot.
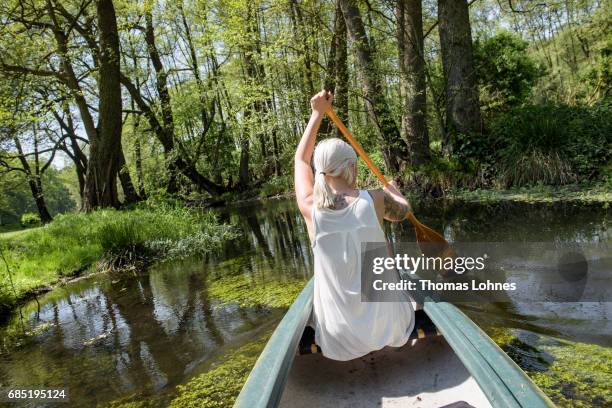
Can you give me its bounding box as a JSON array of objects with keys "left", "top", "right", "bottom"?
[{"left": 294, "top": 90, "right": 415, "bottom": 361}]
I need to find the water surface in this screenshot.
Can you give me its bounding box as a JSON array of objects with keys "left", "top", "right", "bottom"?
[{"left": 0, "top": 198, "right": 609, "bottom": 407}]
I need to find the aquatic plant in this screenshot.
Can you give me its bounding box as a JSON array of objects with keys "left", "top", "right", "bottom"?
[
  {"left": 103, "top": 394, "right": 165, "bottom": 408},
  {"left": 208, "top": 273, "right": 307, "bottom": 309},
  {"left": 168, "top": 334, "right": 270, "bottom": 408},
  {"left": 450, "top": 182, "right": 611, "bottom": 204},
  {"left": 490, "top": 328, "right": 612, "bottom": 407}
]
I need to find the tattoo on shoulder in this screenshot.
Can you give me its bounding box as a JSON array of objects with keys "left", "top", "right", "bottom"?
[
  {"left": 332, "top": 193, "right": 349, "bottom": 209},
  {"left": 383, "top": 190, "right": 409, "bottom": 221}
]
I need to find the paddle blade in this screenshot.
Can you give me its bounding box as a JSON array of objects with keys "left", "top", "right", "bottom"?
[{"left": 406, "top": 212, "right": 456, "bottom": 277}]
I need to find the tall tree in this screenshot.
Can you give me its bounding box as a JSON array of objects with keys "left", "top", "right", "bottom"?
[
  {"left": 83, "top": 0, "right": 123, "bottom": 209},
  {"left": 120, "top": 6, "right": 225, "bottom": 196},
  {"left": 0, "top": 79, "right": 59, "bottom": 223},
  {"left": 236, "top": 1, "right": 278, "bottom": 187},
  {"left": 438, "top": 0, "right": 481, "bottom": 150},
  {"left": 323, "top": 1, "right": 349, "bottom": 137},
  {"left": 0, "top": 0, "right": 139, "bottom": 209},
  {"left": 339, "top": 0, "right": 408, "bottom": 173},
  {"left": 397, "top": 0, "right": 430, "bottom": 166},
  {"left": 1, "top": 133, "right": 54, "bottom": 223}
]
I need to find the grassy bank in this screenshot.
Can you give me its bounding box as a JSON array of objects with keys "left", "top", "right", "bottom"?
[{"left": 0, "top": 199, "right": 236, "bottom": 318}]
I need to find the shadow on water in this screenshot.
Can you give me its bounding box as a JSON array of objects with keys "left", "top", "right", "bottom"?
[{"left": 0, "top": 197, "right": 608, "bottom": 406}]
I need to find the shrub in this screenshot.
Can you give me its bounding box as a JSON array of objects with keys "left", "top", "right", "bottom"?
[
  {"left": 490, "top": 102, "right": 611, "bottom": 186},
  {"left": 20, "top": 213, "right": 41, "bottom": 228},
  {"left": 498, "top": 150, "right": 576, "bottom": 188},
  {"left": 259, "top": 175, "right": 292, "bottom": 198},
  {"left": 3, "top": 199, "right": 237, "bottom": 281},
  {"left": 474, "top": 31, "right": 543, "bottom": 113},
  {"left": 403, "top": 155, "right": 487, "bottom": 196}
]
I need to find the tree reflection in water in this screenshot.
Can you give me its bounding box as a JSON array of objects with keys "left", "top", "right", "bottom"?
[{"left": 0, "top": 199, "right": 608, "bottom": 406}]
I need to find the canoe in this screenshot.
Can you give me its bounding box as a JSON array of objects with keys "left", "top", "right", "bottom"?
[{"left": 234, "top": 278, "right": 555, "bottom": 408}]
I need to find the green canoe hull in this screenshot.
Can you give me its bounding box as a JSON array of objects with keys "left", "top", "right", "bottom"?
[{"left": 234, "top": 278, "right": 554, "bottom": 408}]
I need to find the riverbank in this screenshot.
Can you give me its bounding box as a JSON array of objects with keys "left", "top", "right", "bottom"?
[
  {"left": 249, "top": 180, "right": 612, "bottom": 205},
  {"left": 4, "top": 181, "right": 608, "bottom": 318},
  {"left": 0, "top": 199, "right": 236, "bottom": 319}
]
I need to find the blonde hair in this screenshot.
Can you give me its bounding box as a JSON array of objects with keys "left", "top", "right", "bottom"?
[{"left": 313, "top": 138, "right": 358, "bottom": 209}]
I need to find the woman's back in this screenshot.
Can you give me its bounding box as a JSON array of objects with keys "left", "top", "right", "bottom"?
[{"left": 311, "top": 190, "right": 414, "bottom": 361}]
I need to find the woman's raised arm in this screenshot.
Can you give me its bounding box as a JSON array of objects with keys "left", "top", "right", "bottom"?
[{"left": 294, "top": 90, "right": 333, "bottom": 220}]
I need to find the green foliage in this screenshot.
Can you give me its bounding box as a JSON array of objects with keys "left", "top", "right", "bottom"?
[
  {"left": 258, "top": 175, "right": 292, "bottom": 198},
  {"left": 404, "top": 154, "right": 484, "bottom": 195},
  {"left": 0, "top": 200, "right": 236, "bottom": 316},
  {"left": 169, "top": 334, "right": 270, "bottom": 408},
  {"left": 581, "top": 39, "right": 611, "bottom": 102},
  {"left": 357, "top": 150, "right": 386, "bottom": 189},
  {"left": 491, "top": 102, "right": 611, "bottom": 185},
  {"left": 474, "top": 31, "right": 543, "bottom": 112},
  {"left": 529, "top": 5, "right": 611, "bottom": 105},
  {"left": 20, "top": 213, "right": 41, "bottom": 228},
  {"left": 208, "top": 273, "right": 306, "bottom": 309},
  {"left": 0, "top": 166, "right": 76, "bottom": 225},
  {"left": 490, "top": 329, "right": 612, "bottom": 408}
]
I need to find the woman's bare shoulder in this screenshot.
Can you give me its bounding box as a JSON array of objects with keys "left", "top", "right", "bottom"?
[{"left": 367, "top": 189, "right": 384, "bottom": 201}]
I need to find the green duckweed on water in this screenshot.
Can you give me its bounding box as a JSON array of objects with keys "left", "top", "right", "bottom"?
[
  {"left": 205, "top": 251, "right": 308, "bottom": 309},
  {"left": 168, "top": 332, "right": 271, "bottom": 408},
  {"left": 208, "top": 270, "right": 307, "bottom": 309},
  {"left": 489, "top": 328, "right": 612, "bottom": 407},
  {"left": 101, "top": 395, "right": 165, "bottom": 408},
  {"left": 450, "top": 183, "right": 611, "bottom": 205},
  {"left": 0, "top": 320, "right": 55, "bottom": 353}
]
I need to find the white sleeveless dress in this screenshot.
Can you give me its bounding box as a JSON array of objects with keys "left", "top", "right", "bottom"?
[{"left": 311, "top": 190, "right": 415, "bottom": 361}]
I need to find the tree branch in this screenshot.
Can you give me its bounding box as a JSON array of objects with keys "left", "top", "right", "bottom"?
[{"left": 0, "top": 62, "right": 62, "bottom": 78}]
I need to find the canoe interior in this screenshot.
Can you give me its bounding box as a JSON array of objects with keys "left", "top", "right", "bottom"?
[{"left": 279, "top": 336, "right": 492, "bottom": 408}]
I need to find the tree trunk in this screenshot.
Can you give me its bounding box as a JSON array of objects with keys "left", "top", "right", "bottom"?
[
  {"left": 64, "top": 111, "right": 88, "bottom": 200},
  {"left": 339, "top": 0, "right": 407, "bottom": 173},
  {"left": 117, "top": 146, "right": 140, "bottom": 205},
  {"left": 83, "top": 0, "right": 122, "bottom": 210},
  {"left": 143, "top": 9, "right": 178, "bottom": 193},
  {"left": 238, "top": 135, "right": 250, "bottom": 188},
  {"left": 334, "top": 2, "right": 349, "bottom": 134},
  {"left": 130, "top": 98, "right": 146, "bottom": 199},
  {"left": 397, "top": 0, "right": 430, "bottom": 166},
  {"left": 289, "top": 0, "right": 316, "bottom": 97},
  {"left": 13, "top": 136, "right": 53, "bottom": 223},
  {"left": 238, "top": 3, "right": 275, "bottom": 186},
  {"left": 178, "top": 1, "right": 216, "bottom": 161},
  {"left": 438, "top": 0, "right": 481, "bottom": 148},
  {"left": 322, "top": 1, "right": 349, "bottom": 138},
  {"left": 31, "top": 178, "right": 53, "bottom": 224},
  {"left": 52, "top": 106, "right": 88, "bottom": 201}
]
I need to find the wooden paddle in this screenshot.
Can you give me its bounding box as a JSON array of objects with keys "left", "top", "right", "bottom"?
[{"left": 326, "top": 109, "right": 454, "bottom": 260}]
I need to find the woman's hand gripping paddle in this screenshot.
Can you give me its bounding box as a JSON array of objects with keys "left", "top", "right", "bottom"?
[{"left": 326, "top": 109, "right": 454, "bottom": 262}]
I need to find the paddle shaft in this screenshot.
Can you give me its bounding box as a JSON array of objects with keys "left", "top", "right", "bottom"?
[
  {"left": 326, "top": 109, "right": 422, "bottom": 227},
  {"left": 327, "top": 110, "right": 389, "bottom": 187}
]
